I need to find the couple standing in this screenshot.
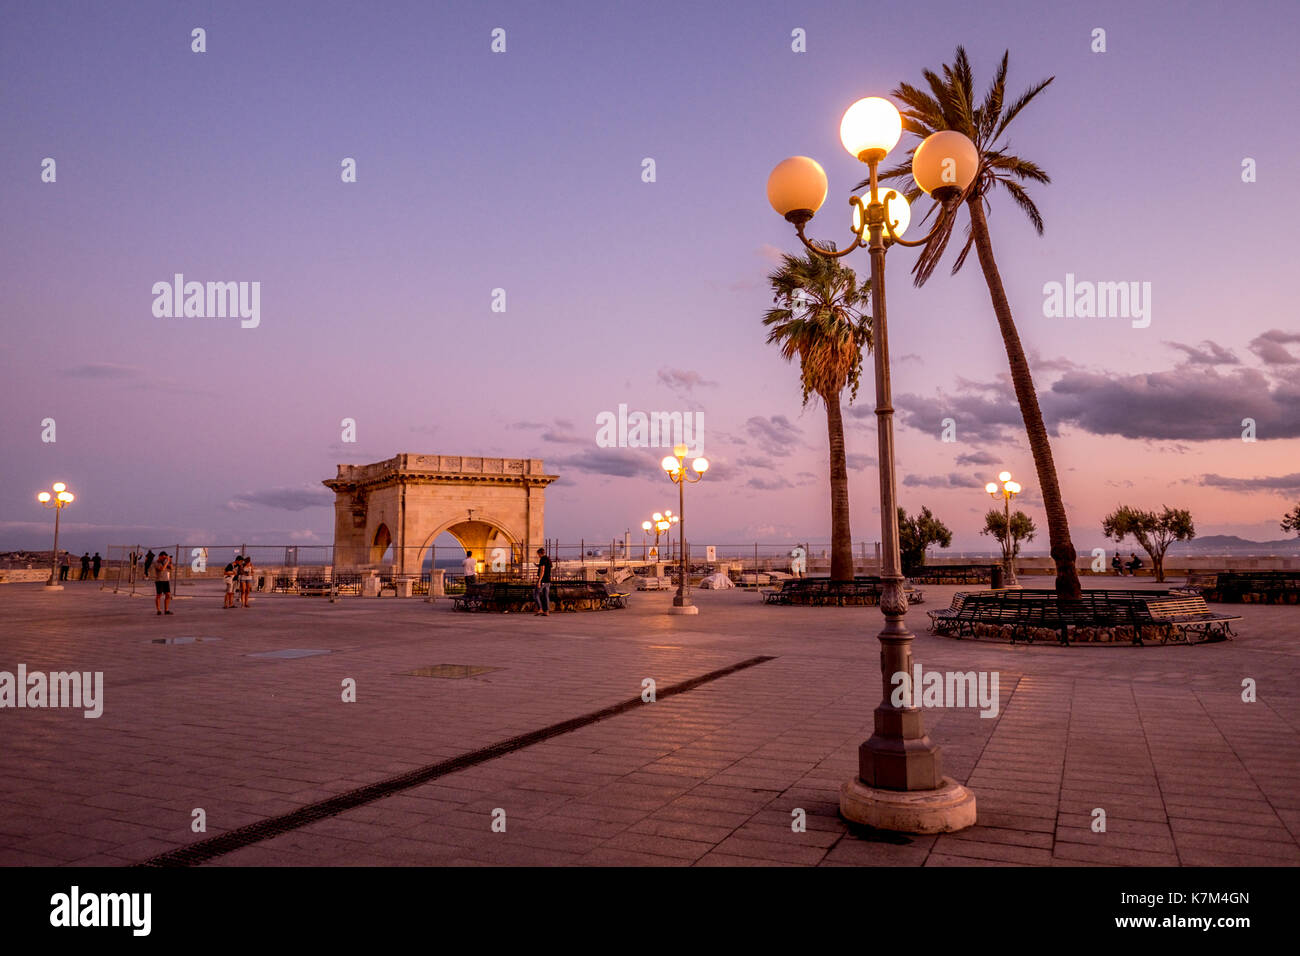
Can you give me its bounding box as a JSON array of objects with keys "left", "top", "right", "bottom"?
[{"left": 224, "top": 554, "right": 256, "bottom": 608}]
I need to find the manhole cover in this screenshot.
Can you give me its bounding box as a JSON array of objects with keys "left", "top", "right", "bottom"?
[
  {"left": 247, "top": 649, "right": 332, "bottom": 659},
  {"left": 149, "top": 637, "right": 221, "bottom": 645},
  {"left": 403, "top": 664, "right": 502, "bottom": 679}
]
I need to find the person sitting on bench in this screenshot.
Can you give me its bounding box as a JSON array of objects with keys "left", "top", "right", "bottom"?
[{"left": 1126, "top": 553, "right": 1143, "bottom": 575}]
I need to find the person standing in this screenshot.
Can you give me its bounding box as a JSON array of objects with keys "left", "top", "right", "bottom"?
[
  {"left": 462, "top": 550, "right": 477, "bottom": 585},
  {"left": 59, "top": 551, "right": 71, "bottom": 581},
  {"left": 223, "top": 557, "right": 238, "bottom": 608},
  {"left": 79, "top": 552, "right": 90, "bottom": 580},
  {"left": 154, "top": 551, "right": 173, "bottom": 615},
  {"left": 533, "top": 547, "right": 552, "bottom": 616},
  {"left": 92, "top": 552, "right": 102, "bottom": 580},
  {"left": 240, "top": 554, "right": 255, "bottom": 607},
  {"left": 144, "top": 549, "right": 155, "bottom": 578}
]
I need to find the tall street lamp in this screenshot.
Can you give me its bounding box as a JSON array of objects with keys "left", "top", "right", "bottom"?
[
  {"left": 643, "top": 511, "right": 677, "bottom": 560},
  {"left": 986, "top": 471, "right": 1023, "bottom": 587},
  {"left": 37, "top": 482, "right": 75, "bottom": 591},
  {"left": 768, "top": 96, "right": 979, "bottom": 833},
  {"left": 661, "top": 444, "right": 707, "bottom": 615}
]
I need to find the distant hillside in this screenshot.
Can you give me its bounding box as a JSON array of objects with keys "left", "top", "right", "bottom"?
[{"left": 1181, "top": 535, "right": 1300, "bottom": 553}]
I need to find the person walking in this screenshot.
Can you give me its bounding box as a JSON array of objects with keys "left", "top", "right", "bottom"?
[
  {"left": 240, "top": 554, "right": 255, "bottom": 607},
  {"left": 91, "top": 552, "right": 102, "bottom": 580},
  {"left": 153, "top": 551, "right": 173, "bottom": 615},
  {"left": 462, "top": 550, "right": 477, "bottom": 586},
  {"left": 533, "top": 547, "right": 552, "bottom": 616},
  {"left": 79, "top": 552, "right": 90, "bottom": 580},
  {"left": 144, "top": 549, "right": 155, "bottom": 578},
  {"left": 59, "top": 551, "right": 71, "bottom": 581}
]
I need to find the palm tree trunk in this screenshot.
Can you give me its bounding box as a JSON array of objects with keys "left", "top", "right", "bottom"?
[
  {"left": 825, "top": 392, "right": 854, "bottom": 581},
  {"left": 967, "top": 198, "right": 1081, "bottom": 599}
]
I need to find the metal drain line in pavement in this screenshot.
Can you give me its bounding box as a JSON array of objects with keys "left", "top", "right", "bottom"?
[{"left": 139, "top": 655, "right": 777, "bottom": 866}]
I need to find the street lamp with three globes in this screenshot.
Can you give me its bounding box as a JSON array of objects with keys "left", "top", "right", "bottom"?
[
  {"left": 986, "top": 471, "right": 1023, "bottom": 587},
  {"left": 767, "top": 95, "right": 980, "bottom": 833},
  {"left": 36, "top": 482, "right": 75, "bottom": 590},
  {"left": 660, "top": 445, "right": 708, "bottom": 615}
]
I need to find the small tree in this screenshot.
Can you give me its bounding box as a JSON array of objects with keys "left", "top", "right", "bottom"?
[
  {"left": 980, "top": 509, "right": 1036, "bottom": 565},
  {"left": 899, "top": 506, "right": 953, "bottom": 571},
  {"left": 1282, "top": 504, "right": 1300, "bottom": 536},
  {"left": 1101, "top": 505, "right": 1195, "bottom": 583}
]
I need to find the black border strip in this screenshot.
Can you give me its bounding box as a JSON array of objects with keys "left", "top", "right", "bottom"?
[{"left": 139, "top": 655, "right": 776, "bottom": 866}]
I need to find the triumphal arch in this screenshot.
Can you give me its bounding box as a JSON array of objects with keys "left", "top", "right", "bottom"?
[{"left": 323, "top": 454, "right": 558, "bottom": 574}]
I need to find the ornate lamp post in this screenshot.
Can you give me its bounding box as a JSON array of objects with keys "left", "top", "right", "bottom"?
[
  {"left": 37, "top": 482, "right": 75, "bottom": 590},
  {"left": 660, "top": 444, "right": 708, "bottom": 615},
  {"left": 643, "top": 511, "right": 677, "bottom": 560},
  {"left": 767, "top": 96, "right": 979, "bottom": 833},
  {"left": 985, "top": 471, "right": 1023, "bottom": 587}
]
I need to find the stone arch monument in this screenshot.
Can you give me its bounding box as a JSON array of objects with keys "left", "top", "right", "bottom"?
[{"left": 323, "top": 454, "right": 558, "bottom": 574}]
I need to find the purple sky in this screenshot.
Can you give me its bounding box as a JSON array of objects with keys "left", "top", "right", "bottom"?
[{"left": 4, "top": 0, "right": 1300, "bottom": 556}]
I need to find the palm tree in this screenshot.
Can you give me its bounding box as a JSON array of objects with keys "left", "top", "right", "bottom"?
[
  {"left": 763, "top": 251, "right": 871, "bottom": 581},
  {"left": 860, "top": 46, "right": 1082, "bottom": 598}
]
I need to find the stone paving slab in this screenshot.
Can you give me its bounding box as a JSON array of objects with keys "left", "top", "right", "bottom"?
[{"left": 1, "top": 580, "right": 1298, "bottom": 866}]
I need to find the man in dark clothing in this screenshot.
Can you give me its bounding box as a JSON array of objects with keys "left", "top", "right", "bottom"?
[
  {"left": 79, "top": 553, "right": 90, "bottom": 580},
  {"left": 534, "top": 547, "right": 552, "bottom": 616},
  {"left": 92, "top": 552, "right": 102, "bottom": 579},
  {"left": 59, "top": 552, "right": 71, "bottom": 581},
  {"left": 144, "top": 550, "right": 155, "bottom": 577},
  {"left": 154, "top": 551, "right": 173, "bottom": 615}
]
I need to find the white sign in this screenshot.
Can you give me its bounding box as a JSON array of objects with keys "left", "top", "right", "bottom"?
[{"left": 705, "top": 546, "right": 716, "bottom": 562}]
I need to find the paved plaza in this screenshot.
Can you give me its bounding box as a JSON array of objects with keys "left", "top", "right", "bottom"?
[{"left": 2, "top": 581, "right": 1299, "bottom": 867}]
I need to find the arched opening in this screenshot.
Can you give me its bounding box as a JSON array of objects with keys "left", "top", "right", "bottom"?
[
  {"left": 415, "top": 519, "right": 519, "bottom": 575},
  {"left": 371, "top": 523, "right": 393, "bottom": 565},
  {"left": 422, "top": 531, "right": 467, "bottom": 574}
]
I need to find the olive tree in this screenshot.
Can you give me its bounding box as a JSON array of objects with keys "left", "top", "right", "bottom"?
[
  {"left": 1101, "top": 505, "right": 1195, "bottom": 583},
  {"left": 1282, "top": 504, "right": 1300, "bottom": 536},
  {"left": 899, "top": 506, "right": 953, "bottom": 572},
  {"left": 980, "top": 509, "right": 1037, "bottom": 566}
]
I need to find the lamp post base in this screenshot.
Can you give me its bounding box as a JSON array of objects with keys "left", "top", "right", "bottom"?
[
  {"left": 839, "top": 776, "right": 976, "bottom": 834},
  {"left": 668, "top": 604, "right": 698, "bottom": 615}
]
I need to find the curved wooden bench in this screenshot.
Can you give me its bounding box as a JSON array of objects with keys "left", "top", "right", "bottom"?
[{"left": 927, "top": 589, "right": 1240, "bottom": 645}]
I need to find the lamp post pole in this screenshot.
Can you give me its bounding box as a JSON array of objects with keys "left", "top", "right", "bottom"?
[
  {"left": 1005, "top": 492, "right": 1012, "bottom": 575},
  {"left": 49, "top": 502, "right": 62, "bottom": 587},
  {"left": 677, "top": 468, "right": 687, "bottom": 605},
  {"left": 767, "top": 96, "right": 978, "bottom": 833}
]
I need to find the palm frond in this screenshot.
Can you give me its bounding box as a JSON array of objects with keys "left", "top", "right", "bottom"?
[
  {"left": 992, "top": 75, "right": 1055, "bottom": 141},
  {"left": 997, "top": 178, "right": 1045, "bottom": 234}
]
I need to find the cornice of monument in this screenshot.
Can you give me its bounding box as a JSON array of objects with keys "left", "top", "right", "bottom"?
[{"left": 322, "top": 453, "right": 558, "bottom": 492}]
